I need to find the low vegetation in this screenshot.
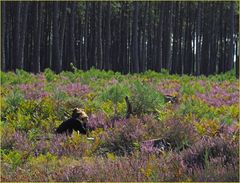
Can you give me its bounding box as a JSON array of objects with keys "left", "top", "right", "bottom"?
[{"left": 0, "top": 68, "right": 239, "bottom": 182}]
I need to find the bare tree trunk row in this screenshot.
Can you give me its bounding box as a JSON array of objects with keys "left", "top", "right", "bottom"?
[{"left": 1, "top": 2, "right": 238, "bottom": 77}]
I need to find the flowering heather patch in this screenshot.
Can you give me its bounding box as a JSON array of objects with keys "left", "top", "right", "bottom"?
[
  {"left": 113, "top": 118, "right": 145, "bottom": 141},
  {"left": 98, "top": 118, "right": 145, "bottom": 155},
  {"left": 196, "top": 80, "right": 207, "bottom": 87},
  {"left": 36, "top": 73, "right": 46, "bottom": 82},
  {"left": 181, "top": 136, "right": 239, "bottom": 169},
  {"left": 18, "top": 82, "right": 49, "bottom": 100},
  {"left": 218, "top": 123, "right": 239, "bottom": 139},
  {"left": 161, "top": 119, "right": 200, "bottom": 151},
  {"left": 180, "top": 135, "right": 239, "bottom": 181},
  {"left": 1, "top": 127, "right": 16, "bottom": 151},
  {"left": 196, "top": 83, "right": 238, "bottom": 107},
  {"left": 33, "top": 134, "right": 93, "bottom": 158},
  {"left": 107, "top": 78, "right": 118, "bottom": 85},
  {"left": 189, "top": 79, "right": 209, "bottom": 88},
  {"left": 52, "top": 153, "right": 154, "bottom": 182},
  {"left": 141, "top": 140, "right": 160, "bottom": 154},
  {"left": 140, "top": 114, "right": 166, "bottom": 138},
  {"left": 156, "top": 79, "right": 181, "bottom": 96},
  {"left": 12, "top": 131, "right": 33, "bottom": 153},
  {"left": 189, "top": 158, "right": 239, "bottom": 182},
  {"left": 52, "top": 152, "right": 194, "bottom": 182},
  {"left": 87, "top": 112, "right": 109, "bottom": 129},
  {"left": 58, "top": 82, "right": 90, "bottom": 97}
]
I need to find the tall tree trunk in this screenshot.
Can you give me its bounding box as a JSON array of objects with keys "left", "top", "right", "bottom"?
[
  {"left": 59, "top": 2, "right": 67, "bottom": 68},
  {"left": 209, "top": 3, "right": 217, "bottom": 74},
  {"left": 105, "top": 2, "right": 111, "bottom": 70},
  {"left": 89, "top": 3, "right": 96, "bottom": 68},
  {"left": 76, "top": 15, "right": 82, "bottom": 69},
  {"left": 228, "top": 2, "right": 234, "bottom": 71},
  {"left": 147, "top": 3, "right": 153, "bottom": 70},
  {"left": 236, "top": 34, "right": 239, "bottom": 78},
  {"left": 119, "top": 2, "right": 129, "bottom": 74},
  {"left": 117, "top": 7, "right": 123, "bottom": 72},
  {"left": 236, "top": 52, "right": 239, "bottom": 78},
  {"left": 25, "top": 3, "right": 34, "bottom": 72},
  {"left": 44, "top": 5, "right": 52, "bottom": 69},
  {"left": 52, "top": 1, "right": 61, "bottom": 73},
  {"left": 132, "top": 2, "right": 139, "bottom": 73},
  {"left": 97, "top": 3, "right": 103, "bottom": 69},
  {"left": 140, "top": 2, "right": 148, "bottom": 72},
  {"left": 218, "top": 4, "right": 225, "bottom": 73},
  {"left": 163, "top": 2, "right": 173, "bottom": 70},
  {"left": 13, "top": 2, "right": 21, "bottom": 70},
  {"left": 83, "top": 2, "right": 89, "bottom": 70},
  {"left": 69, "top": 2, "right": 76, "bottom": 68},
  {"left": 176, "top": 2, "right": 183, "bottom": 74},
  {"left": 195, "top": 2, "right": 201, "bottom": 75},
  {"left": 200, "top": 4, "right": 210, "bottom": 76},
  {"left": 152, "top": 4, "right": 157, "bottom": 71},
  {"left": 171, "top": 2, "right": 179, "bottom": 74},
  {"left": 183, "top": 2, "right": 192, "bottom": 74},
  {"left": 4, "top": 3, "right": 10, "bottom": 70},
  {"left": 156, "top": 3, "right": 163, "bottom": 72},
  {"left": 18, "top": 3, "right": 29, "bottom": 71},
  {"left": 166, "top": 2, "right": 173, "bottom": 70},
  {"left": 63, "top": 19, "right": 69, "bottom": 70},
  {"left": 1, "top": 2, "right": 6, "bottom": 71},
  {"left": 33, "top": 2, "right": 43, "bottom": 73}
]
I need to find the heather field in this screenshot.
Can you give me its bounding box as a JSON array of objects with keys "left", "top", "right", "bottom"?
[{"left": 0, "top": 69, "right": 239, "bottom": 182}]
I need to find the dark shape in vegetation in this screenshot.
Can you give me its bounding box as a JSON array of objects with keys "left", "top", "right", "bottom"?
[
  {"left": 164, "top": 94, "right": 178, "bottom": 104},
  {"left": 56, "top": 117, "right": 87, "bottom": 135},
  {"left": 142, "top": 138, "right": 171, "bottom": 152},
  {"left": 125, "top": 96, "right": 133, "bottom": 119},
  {"left": 56, "top": 108, "right": 89, "bottom": 135},
  {"left": 152, "top": 138, "right": 171, "bottom": 150}
]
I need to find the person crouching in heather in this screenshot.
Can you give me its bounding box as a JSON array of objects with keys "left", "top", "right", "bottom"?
[{"left": 56, "top": 108, "right": 89, "bottom": 135}]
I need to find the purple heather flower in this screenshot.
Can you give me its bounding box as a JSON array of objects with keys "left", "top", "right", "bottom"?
[
  {"left": 18, "top": 82, "right": 49, "bottom": 100},
  {"left": 87, "top": 112, "right": 108, "bottom": 130},
  {"left": 195, "top": 83, "right": 238, "bottom": 107},
  {"left": 157, "top": 79, "right": 181, "bottom": 96},
  {"left": 58, "top": 83, "right": 90, "bottom": 97}
]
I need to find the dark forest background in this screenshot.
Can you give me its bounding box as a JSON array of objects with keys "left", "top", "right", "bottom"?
[{"left": 1, "top": 1, "right": 239, "bottom": 76}]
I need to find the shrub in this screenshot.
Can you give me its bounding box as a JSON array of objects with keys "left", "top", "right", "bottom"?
[
  {"left": 18, "top": 82, "right": 49, "bottom": 100},
  {"left": 98, "top": 83, "right": 129, "bottom": 118},
  {"left": 98, "top": 117, "right": 145, "bottom": 156},
  {"left": 156, "top": 79, "right": 181, "bottom": 96},
  {"left": 0, "top": 70, "right": 35, "bottom": 85},
  {"left": 4, "top": 89, "right": 25, "bottom": 110},
  {"left": 2, "top": 150, "right": 23, "bottom": 170},
  {"left": 161, "top": 119, "right": 199, "bottom": 152},
  {"left": 130, "top": 81, "right": 165, "bottom": 116},
  {"left": 0, "top": 71, "right": 16, "bottom": 85},
  {"left": 190, "top": 159, "right": 239, "bottom": 182},
  {"left": 181, "top": 136, "right": 239, "bottom": 170},
  {"left": 195, "top": 83, "right": 238, "bottom": 107},
  {"left": 0, "top": 125, "right": 16, "bottom": 151},
  {"left": 58, "top": 83, "right": 90, "bottom": 97},
  {"left": 177, "top": 97, "right": 217, "bottom": 120},
  {"left": 87, "top": 112, "right": 108, "bottom": 130},
  {"left": 44, "top": 68, "right": 57, "bottom": 82}
]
